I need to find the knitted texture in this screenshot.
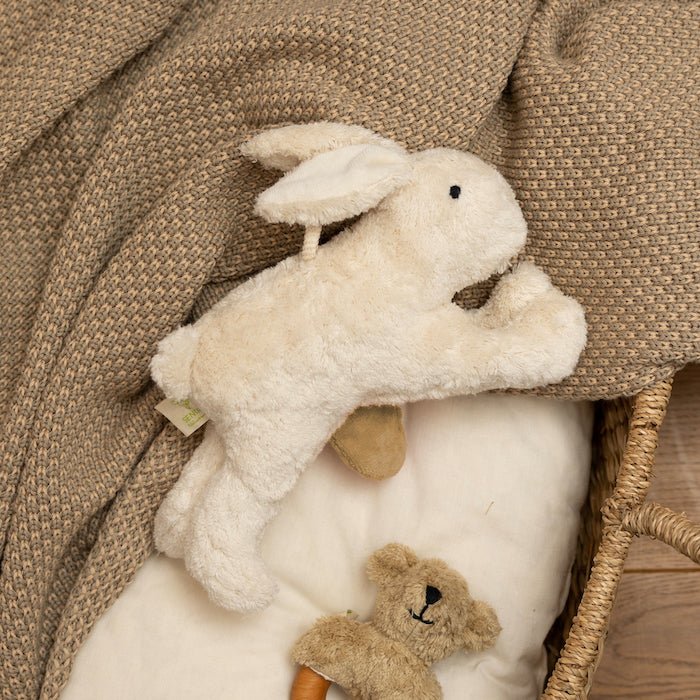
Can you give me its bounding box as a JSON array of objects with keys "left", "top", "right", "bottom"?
[{"left": 0, "top": 0, "right": 697, "bottom": 697}]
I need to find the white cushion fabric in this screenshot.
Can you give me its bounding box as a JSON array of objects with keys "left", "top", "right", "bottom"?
[{"left": 62, "top": 394, "right": 592, "bottom": 699}]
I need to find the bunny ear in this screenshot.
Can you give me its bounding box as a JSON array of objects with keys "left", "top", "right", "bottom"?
[
  {"left": 240, "top": 121, "right": 404, "bottom": 171},
  {"left": 254, "top": 143, "right": 411, "bottom": 229}
]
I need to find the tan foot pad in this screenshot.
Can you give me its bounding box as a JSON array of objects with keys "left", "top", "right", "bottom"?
[{"left": 330, "top": 405, "right": 407, "bottom": 481}]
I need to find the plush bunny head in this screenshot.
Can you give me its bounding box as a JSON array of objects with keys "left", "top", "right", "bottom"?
[
  {"left": 367, "top": 543, "right": 501, "bottom": 666},
  {"left": 242, "top": 122, "right": 527, "bottom": 288},
  {"left": 374, "top": 147, "right": 527, "bottom": 289}
]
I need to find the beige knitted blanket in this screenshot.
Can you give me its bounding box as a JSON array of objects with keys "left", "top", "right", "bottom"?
[{"left": 1, "top": 0, "right": 697, "bottom": 697}]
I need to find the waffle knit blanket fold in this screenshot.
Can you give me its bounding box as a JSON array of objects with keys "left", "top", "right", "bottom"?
[{"left": 1, "top": 0, "right": 697, "bottom": 696}]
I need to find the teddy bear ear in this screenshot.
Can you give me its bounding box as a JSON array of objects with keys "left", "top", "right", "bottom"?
[
  {"left": 462, "top": 600, "right": 502, "bottom": 653},
  {"left": 366, "top": 543, "right": 419, "bottom": 586}
]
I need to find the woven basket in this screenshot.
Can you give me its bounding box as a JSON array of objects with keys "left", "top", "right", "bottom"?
[{"left": 543, "top": 377, "right": 700, "bottom": 697}]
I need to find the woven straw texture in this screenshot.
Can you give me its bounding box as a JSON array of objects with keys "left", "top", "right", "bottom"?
[
  {"left": 0, "top": 1, "right": 697, "bottom": 697},
  {"left": 544, "top": 379, "right": 700, "bottom": 698}
]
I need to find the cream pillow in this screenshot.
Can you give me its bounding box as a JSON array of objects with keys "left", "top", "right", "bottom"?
[{"left": 62, "top": 394, "right": 591, "bottom": 699}]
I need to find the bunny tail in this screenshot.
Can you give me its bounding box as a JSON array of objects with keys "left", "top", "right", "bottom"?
[{"left": 150, "top": 325, "right": 200, "bottom": 400}]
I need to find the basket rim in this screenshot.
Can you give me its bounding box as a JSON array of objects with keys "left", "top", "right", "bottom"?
[{"left": 542, "top": 378, "right": 674, "bottom": 699}]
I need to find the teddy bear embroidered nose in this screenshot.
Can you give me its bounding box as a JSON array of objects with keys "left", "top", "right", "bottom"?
[
  {"left": 410, "top": 585, "right": 443, "bottom": 624},
  {"left": 425, "top": 585, "right": 442, "bottom": 606},
  {"left": 411, "top": 608, "right": 435, "bottom": 624}
]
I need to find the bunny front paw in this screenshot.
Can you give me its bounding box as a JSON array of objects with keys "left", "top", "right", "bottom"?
[
  {"left": 481, "top": 261, "right": 554, "bottom": 328},
  {"left": 504, "top": 289, "right": 587, "bottom": 388}
]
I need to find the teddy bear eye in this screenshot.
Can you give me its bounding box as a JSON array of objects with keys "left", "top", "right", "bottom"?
[{"left": 449, "top": 185, "right": 461, "bottom": 199}]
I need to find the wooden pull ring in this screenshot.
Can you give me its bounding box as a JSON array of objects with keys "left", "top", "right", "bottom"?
[{"left": 290, "top": 665, "right": 332, "bottom": 700}]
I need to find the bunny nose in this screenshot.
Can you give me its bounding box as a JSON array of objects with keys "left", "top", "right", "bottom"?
[{"left": 426, "top": 586, "right": 442, "bottom": 606}]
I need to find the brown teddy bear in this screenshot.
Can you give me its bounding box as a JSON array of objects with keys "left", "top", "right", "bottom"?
[{"left": 290, "top": 543, "right": 501, "bottom": 700}]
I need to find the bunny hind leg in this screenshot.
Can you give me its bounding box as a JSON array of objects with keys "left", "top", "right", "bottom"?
[
  {"left": 154, "top": 423, "right": 225, "bottom": 559},
  {"left": 184, "top": 466, "right": 281, "bottom": 612}
]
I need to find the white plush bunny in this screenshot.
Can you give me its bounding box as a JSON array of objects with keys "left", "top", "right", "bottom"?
[{"left": 151, "top": 122, "right": 587, "bottom": 612}]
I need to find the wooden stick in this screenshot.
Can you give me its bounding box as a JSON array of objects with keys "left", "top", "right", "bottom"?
[{"left": 290, "top": 665, "right": 332, "bottom": 700}]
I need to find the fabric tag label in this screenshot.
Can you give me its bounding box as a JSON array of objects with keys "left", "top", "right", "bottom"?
[{"left": 155, "top": 398, "right": 209, "bottom": 436}]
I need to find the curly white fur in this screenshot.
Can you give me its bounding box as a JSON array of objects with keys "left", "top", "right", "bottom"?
[{"left": 151, "top": 123, "right": 587, "bottom": 612}]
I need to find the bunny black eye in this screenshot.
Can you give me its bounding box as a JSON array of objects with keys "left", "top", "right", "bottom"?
[{"left": 449, "top": 185, "right": 461, "bottom": 199}]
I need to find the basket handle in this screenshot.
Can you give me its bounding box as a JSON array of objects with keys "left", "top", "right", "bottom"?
[
  {"left": 621, "top": 501, "right": 700, "bottom": 564},
  {"left": 290, "top": 665, "right": 332, "bottom": 700}
]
